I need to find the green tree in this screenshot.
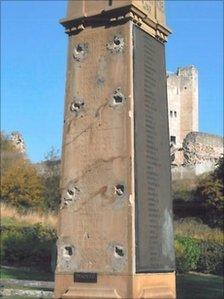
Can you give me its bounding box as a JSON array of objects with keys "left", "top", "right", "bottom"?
[
  {"left": 195, "top": 156, "right": 224, "bottom": 228},
  {"left": 41, "top": 148, "right": 61, "bottom": 212}
]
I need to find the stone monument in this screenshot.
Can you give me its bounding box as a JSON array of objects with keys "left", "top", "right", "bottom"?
[{"left": 55, "top": 1, "right": 176, "bottom": 298}]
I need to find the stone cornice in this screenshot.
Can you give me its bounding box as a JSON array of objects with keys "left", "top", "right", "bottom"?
[{"left": 60, "top": 4, "right": 171, "bottom": 43}]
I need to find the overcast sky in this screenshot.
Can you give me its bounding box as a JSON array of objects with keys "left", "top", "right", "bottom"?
[{"left": 1, "top": 1, "right": 223, "bottom": 162}]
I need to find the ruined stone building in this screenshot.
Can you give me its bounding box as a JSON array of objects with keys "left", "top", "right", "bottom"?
[
  {"left": 167, "top": 65, "right": 198, "bottom": 148},
  {"left": 10, "top": 131, "right": 26, "bottom": 154},
  {"left": 167, "top": 65, "right": 223, "bottom": 179}
]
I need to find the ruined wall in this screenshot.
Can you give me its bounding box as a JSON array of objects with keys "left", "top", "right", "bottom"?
[
  {"left": 171, "top": 132, "right": 223, "bottom": 180},
  {"left": 10, "top": 132, "right": 26, "bottom": 154},
  {"left": 182, "top": 132, "right": 223, "bottom": 165},
  {"left": 167, "top": 65, "right": 198, "bottom": 148}
]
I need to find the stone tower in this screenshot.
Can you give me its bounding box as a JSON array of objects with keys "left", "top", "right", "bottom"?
[
  {"left": 167, "top": 65, "right": 199, "bottom": 148},
  {"left": 55, "top": 1, "right": 176, "bottom": 298}
]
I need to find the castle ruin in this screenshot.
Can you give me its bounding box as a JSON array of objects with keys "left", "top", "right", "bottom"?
[
  {"left": 167, "top": 66, "right": 223, "bottom": 179},
  {"left": 167, "top": 65, "right": 198, "bottom": 148}
]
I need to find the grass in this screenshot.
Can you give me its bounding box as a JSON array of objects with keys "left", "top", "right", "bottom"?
[
  {"left": 1, "top": 205, "right": 223, "bottom": 299},
  {"left": 0, "top": 203, "right": 57, "bottom": 229},
  {"left": 177, "top": 273, "right": 224, "bottom": 299},
  {"left": 174, "top": 218, "right": 223, "bottom": 244},
  {"left": 0, "top": 266, "right": 54, "bottom": 282}
]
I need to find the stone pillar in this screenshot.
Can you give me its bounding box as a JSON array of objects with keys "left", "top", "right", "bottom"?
[{"left": 55, "top": 1, "right": 176, "bottom": 298}]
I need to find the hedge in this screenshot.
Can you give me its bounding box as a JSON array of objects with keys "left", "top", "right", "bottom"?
[
  {"left": 175, "top": 235, "right": 224, "bottom": 275},
  {"left": 175, "top": 236, "right": 201, "bottom": 273},
  {"left": 0, "top": 223, "right": 57, "bottom": 272},
  {"left": 196, "top": 241, "right": 224, "bottom": 276},
  {"left": 1, "top": 224, "right": 223, "bottom": 276}
]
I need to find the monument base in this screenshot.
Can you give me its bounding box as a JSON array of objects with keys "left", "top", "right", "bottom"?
[{"left": 54, "top": 272, "right": 176, "bottom": 299}]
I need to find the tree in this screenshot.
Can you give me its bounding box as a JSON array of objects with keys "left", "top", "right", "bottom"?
[
  {"left": 0, "top": 132, "right": 24, "bottom": 174},
  {"left": 195, "top": 156, "right": 224, "bottom": 229},
  {"left": 213, "top": 155, "right": 224, "bottom": 181},
  {"left": 41, "top": 148, "right": 61, "bottom": 212},
  {"left": 1, "top": 158, "right": 44, "bottom": 211}
]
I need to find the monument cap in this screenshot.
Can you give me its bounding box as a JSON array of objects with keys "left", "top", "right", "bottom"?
[{"left": 61, "top": 0, "right": 171, "bottom": 42}]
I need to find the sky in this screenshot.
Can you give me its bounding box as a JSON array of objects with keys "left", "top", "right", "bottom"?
[{"left": 1, "top": 0, "right": 223, "bottom": 162}]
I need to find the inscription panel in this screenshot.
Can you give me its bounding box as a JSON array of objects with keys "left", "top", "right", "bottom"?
[
  {"left": 74, "top": 272, "right": 97, "bottom": 283},
  {"left": 134, "top": 26, "right": 175, "bottom": 272}
]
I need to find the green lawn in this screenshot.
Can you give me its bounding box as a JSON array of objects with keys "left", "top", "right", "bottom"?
[
  {"left": 0, "top": 266, "right": 54, "bottom": 282},
  {"left": 177, "top": 273, "right": 224, "bottom": 299}
]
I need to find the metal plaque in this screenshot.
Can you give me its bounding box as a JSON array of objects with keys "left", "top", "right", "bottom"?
[
  {"left": 134, "top": 26, "right": 175, "bottom": 273},
  {"left": 74, "top": 272, "right": 97, "bottom": 283}
]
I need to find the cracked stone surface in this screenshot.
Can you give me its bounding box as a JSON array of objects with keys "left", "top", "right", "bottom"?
[{"left": 57, "top": 23, "right": 132, "bottom": 275}]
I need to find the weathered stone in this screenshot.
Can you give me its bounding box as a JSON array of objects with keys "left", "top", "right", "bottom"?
[
  {"left": 171, "top": 132, "right": 223, "bottom": 180},
  {"left": 55, "top": 1, "right": 176, "bottom": 298},
  {"left": 1, "top": 278, "right": 54, "bottom": 289},
  {"left": 10, "top": 131, "right": 26, "bottom": 153},
  {"left": 0, "top": 288, "right": 53, "bottom": 298}
]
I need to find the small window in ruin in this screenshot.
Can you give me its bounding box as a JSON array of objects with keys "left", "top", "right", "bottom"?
[
  {"left": 174, "top": 111, "right": 177, "bottom": 117},
  {"left": 170, "top": 111, "right": 173, "bottom": 117},
  {"left": 170, "top": 136, "right": 176, "bottom": 144}
]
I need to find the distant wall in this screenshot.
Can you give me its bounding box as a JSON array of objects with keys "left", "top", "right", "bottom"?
[{"left": 171, "top": 132, "right": 223, "bottom": 180}]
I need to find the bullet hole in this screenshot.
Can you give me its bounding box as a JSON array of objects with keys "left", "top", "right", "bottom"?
[
  {"left": 70, "top": 98, "right": 85, "bottom": 117},
  {"left": 114, "top": 94, "right": 123, "bottom": 104},
  {"left": 76, "top": 44, "right": 83, "bottom": 53},
  {"left": 65, "top": 246, "right": 72, "bottom": 256},
  {"left": 62, "top": 185, "right": 80, "bottom": 208},
  {"left": 114, "top": 36, "right": 121, "bottom": 46},
  {"left": 63, "top": 246, "right": 74, "bottom": 257},
  {"left": 66, "top": 186, "right": 79, "bottom": 199},
  {"left": 67, "top": 188, "right": 74, "bottom": 196},
  {"left": 73, "top": 43, "right": 88, "bottom": 61},
  {"left": 106, "top": 35, "right": 124, "bottom": 53},
  {"left": 114, "top": 245, "right": 124, "bottom": 258},
  {"left": 110, "top": 88, "right": 126, "bottom": 106},
  {"left": 115, "top": 184, "right": 124, "bottom": 196}
]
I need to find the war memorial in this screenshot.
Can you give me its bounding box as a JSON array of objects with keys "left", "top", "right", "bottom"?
[{"left": 54, "top": 1, "right": 176, "bottom": 298}]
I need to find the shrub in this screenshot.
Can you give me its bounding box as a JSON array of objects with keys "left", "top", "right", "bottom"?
[
  {"left": 41, "top": 174, "right": 61, "bottom": 212},
  {"left": 174, "top": 218, "right": 223, "bottom": 244},
  {"left": 175, "top": 236, "right": 201, "bottom": 273},
  {"left": 174, "top": 234, "right": 224, "bottom": 275},
  {"left": 195, "top": 175, "right": 224, "bottom": 229},
  {"left": 41, "top": 148, "right": 61, "bottom": 212},
  {"left": 0, "top": 223, "right": 57, "bottom": 272},
  {"left": 1, "top": 159, "right": 44, "bottom": 211},
  {"left": 196, "top": 241, "right": 224, "bottom": 276},
  {"left": 172, "top": 157, "right": 224, "bottom": 229}
]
